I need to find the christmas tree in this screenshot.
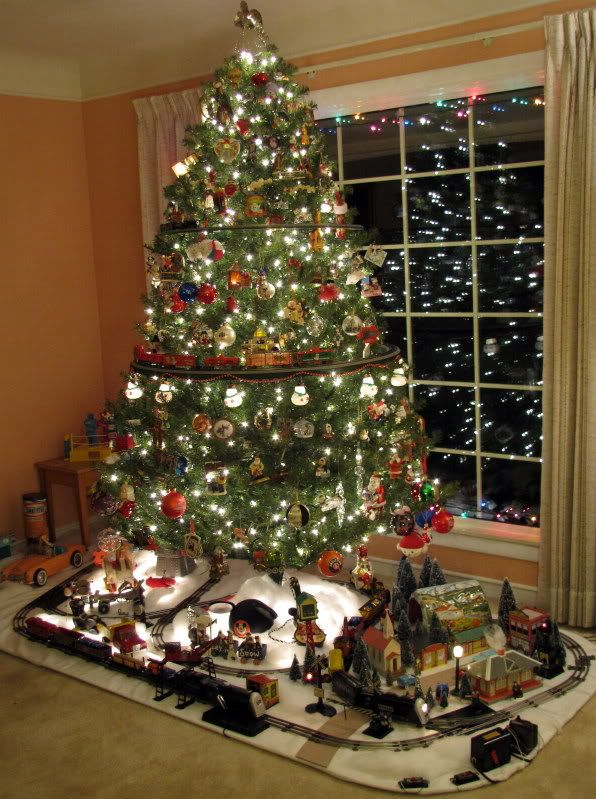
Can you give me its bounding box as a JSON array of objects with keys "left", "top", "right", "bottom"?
[
  {"left": 396, "top": 557, "right": 418, "bottom": 601},
  {"left": 498, "top": 577, "right": 517, "bottom": 634},
  {"left": 289, "top": 654, "right": 302, "bottom": 681},
  {"left": 396, "top": 610, "right": 413, "bottom": 645},
  {"left": 428, "top": 559, "right": 447, "bottom": 587},
  {"left": 351, "top": 638, "right": 368, "bottom": 676},
  {"left": 428, "top": 611, "right": 449, "bottom": 645},
  {"left": 94, "top": 4, "right": 449, "bottom": 571},
  {"left": 418, "top": 554, "right": 433, "bottom": 589}
]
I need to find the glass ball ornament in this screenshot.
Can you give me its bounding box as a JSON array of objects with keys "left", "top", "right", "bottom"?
[
  {"left": 305, "top": 313, "right": 325, "bottom": 337},
  {"left": 317, "top": 550, "right": 344, "bottom": 577},
  {"left": 420, "top": 481, "right": 435, "bottom": 501},
  {"left": 161, "top": 490, "right": 186, "bottom": 519},
  {"left": 155, "top": 383, "right": 173, "bottom": 404},
  {"left": 214, "top": 323, "right": 236, "bottom": 347},
  {"left": 197, "top": 283, "right": 218, "bottom": 305},
  {"left": 415, "top": 508, "right": 434, "bottom": 528},
  {"left": 224, "top": 386, "right": 243, "bottom": 408},
  {"left": 391, "top": 509, "right": 415, "bottom": 536},
  {"left": 291, "top": 385, "right": 309, "bottom": 406},
  {"left": 91, "top": 492, "right": 119, "bottom": 517},
  {"left": 390, "top": 367, "right": 407, "bottom": 387},
  {"left": 294, "top": 419, "right": 314, "bottom": 438},
  {"left": 342, "top": 314, "right": 364, "bottom": 336},
  {"left": 125, "top": 381, "right": 143, "bottom": 400},
  {"left": 118, "top": 500, "right": 136, "bottom": 518},
  {"left": 192, "top": 413, "right": 212, "bottom": 433},
  {"left": 431, "top": 508, "right": 455, "bottom": 534},
  {"left": 178, "top": 282, "right": 198, "bottom": 303},
  {"left": 170, "top": 293, "right": 186, "bottom": 313},
  {"left": 359, "top": 374, "right": 378, "bottom": 399}
]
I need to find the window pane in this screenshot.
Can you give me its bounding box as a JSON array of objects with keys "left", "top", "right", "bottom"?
[
  {"left": 481, "top": 389, "right": 542, "bottom": 457},
  {"left": 373, "top": 250, "right": 405, "bottom": 312},
  {"left": 411, "top": 318, "right": 474, "bottom": 381},
  {"left": 403, "top": 99, "right": 469, "bottom": 173},
  {"left": 315, "top": 118, "right": 338, "bottom": 180},
  {"left": 340, "top": 110, "right": 400, "bottom": 180},
  {"left": 382, "top": 315, "right": 407, "bottom": 354},
  {"left": 407, "top": 173, "right": 471, "bottom": 243},
  {"left": 481, "top": 458, "right": 541, "bottom": 526},
  {"left": 478, "top": 242, "right": 543, "bottom": 312},
  {"left": 480, "top": 318, "right": 543, "bottom": 385},
  {"left": 409, "top": 247, "right": 472, "bottom": 312},
  {"left": 427, "top": 452, "right": 477, "bottom": 518},
  {"left": 475, "top": 166, "right": 543, "bottom": 240},
  {"left": 415, "top": 386, "right": 475, "bottom": 450},
  {"left": 474, "top": 88, "right": 545, "bottom": 166},
  {"left": 349, "top": 180, "right": 403, "bottom": 243}
]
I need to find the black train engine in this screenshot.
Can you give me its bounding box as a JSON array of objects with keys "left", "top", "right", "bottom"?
[{"left": 331, "top": 671, "right": 430, "bottom": 727}]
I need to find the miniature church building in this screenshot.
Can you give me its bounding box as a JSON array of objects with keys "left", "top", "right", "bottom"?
[
  {"left": 362, "top": 609, "right": 401, "bottom": 677},
  {"left": 466, "top": 649, "right": 542, "bottom": 703}
]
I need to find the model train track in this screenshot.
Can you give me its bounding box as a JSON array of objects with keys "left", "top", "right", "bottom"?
[
  {"left": 11, "top": 573, "right": 593, "bottom": 751},
  {"left": 150, "top": 578, "right": 219, "bottom": 650}
]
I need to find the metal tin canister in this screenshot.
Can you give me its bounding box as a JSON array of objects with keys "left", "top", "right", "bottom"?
[{"left": 23, "top": 493, "right": 48, "bottom": 539}]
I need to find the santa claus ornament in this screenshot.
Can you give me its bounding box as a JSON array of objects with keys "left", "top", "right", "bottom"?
[
  {"left": 397, "top": 530, "right": 427, "bottom": 558},
  {"left": 362, "top": 472, "right": 386, "bottom": 520}
]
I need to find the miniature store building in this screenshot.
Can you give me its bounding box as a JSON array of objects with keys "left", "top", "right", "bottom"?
[
  {"left": 508, "top": 607, "right": 550, "bottom": 653},
  {"left": 245, "top": 674, "right": 279, "bottom": 708},
  {"left": 420, "top": 642, "right": 449, "bottom": 670},
  {"left": 466, "top": 650, "right": 541, "bottom": 702},
  {"left": 362, "top": 626, "right": 401, "bottom": 677},
  {"left": 452, "top": 625, "right": 490, "bottom": 657}
]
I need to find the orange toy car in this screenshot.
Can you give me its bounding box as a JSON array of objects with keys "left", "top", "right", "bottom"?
[{"left": 0, "top": 543, "right": 86, "bottom": 587}]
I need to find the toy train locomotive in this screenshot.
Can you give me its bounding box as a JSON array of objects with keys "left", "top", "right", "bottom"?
[
  {"left": 331, "top": 670, "right": 430, "bottom": 727},
  {"left": 24, "top": 617, "right": 267, "bottom": 734}
]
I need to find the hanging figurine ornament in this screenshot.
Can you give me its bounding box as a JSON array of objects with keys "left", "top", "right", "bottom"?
[
  {"left": 155, "top": 382, "right": 173, "bottom": 404},
  {"left": 124, "top": 380, "right": 143, "bottom": 400},
  {"left": 355, "top": 324, "right": 380, "bottom": 358},
  {"left": 359, "top": 374, "right": 378, "bottom": 399},
  {"left": 286, "top": 501, "right": 310, "bottom": 528},
  {"left": 333, "top": 190, "right": 348, "bottom": 239},
  {"left": 319, "top": 279, "right": 339, "bottom": 302},
  {"left": 255, "top": 271, "right": 275, "bottom": 299},
  {"left": 397, "top": 530, "right": 427, "bottom": 559},
  {"left": 309, "top": 212, "right": 324, "bottom": 252},
  {"left": 224, "top": 386, "right": 243, "bottom": 408},
  {"left": 213, "top": 418, "right": 235, "bottom": 439},
  {"left": 254, "top": 407, "right": 273, "bottom": 430},
  {"left": 291, "top": 384, "right": 310, "bottom": 406},
  {"left": 335, "top": 480, "right": 346, "bottom": 526},
  {"left": 169, "top": 292, "right": 186, "bottom": 313},
  {"left": 294, "top": 419, "right": 315, "bottom": 438},
  {"left": 191, "top": 322, "right": 214, "bottom": 347},
  {"left": 391, "top": 365, "right": 408, "bottom": 386},
  {"left": 362, "top": 471, "right": 386, "bottom": 520}
]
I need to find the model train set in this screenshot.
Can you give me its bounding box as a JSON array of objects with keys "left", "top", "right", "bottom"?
[{"left": 8, "top": 546, "right": 593, "bottom": 771}]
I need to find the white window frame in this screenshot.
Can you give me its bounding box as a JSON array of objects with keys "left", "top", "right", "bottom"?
[{"left": 312, "top": 53, "right": 544, "bottom": 544}]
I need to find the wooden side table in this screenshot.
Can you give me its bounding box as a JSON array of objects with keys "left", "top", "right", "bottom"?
[{"left": 36, "top": 459, "right": 99, "bottom": 548}]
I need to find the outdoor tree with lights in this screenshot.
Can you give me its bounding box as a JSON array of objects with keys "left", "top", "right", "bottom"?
[{"left": 93, "top": 3, "right": 454, "bottom": 573}]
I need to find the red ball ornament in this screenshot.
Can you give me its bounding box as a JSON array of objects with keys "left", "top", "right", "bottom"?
[
  {"left": 235, "top": 118, "right": 250, "bottom": 136},
  {"left": 226, "top": 295, "right": 238, "bottom": 312},
  {"left": 319, "top": 280, "right": 340, "bottom": 302},
  {"left": 431, "top": 508, "right": 455, "bottom": 534},
  {"left": 317, "top": 550, "right": 344, "bottom": 577},
  {"left": 170, "top": 292, "right": 187, "bottom": 313},
  {"left": 118, "top": 500, "right": 136, "bottom": 518},
  {"left": 251, "top": 72, "right": 269, "bottom": 86},
  {"left": 196, "top": 283, "right": 218, "bottom": 305},
  {"left": 224, "top": 182, "right": 238, "bottom": 197},
  {"left": 161, "top": 491, "right": 186, "bottom": 519},
  {"left": 410, "top": 482, "right": 421, "bottom": 502}
]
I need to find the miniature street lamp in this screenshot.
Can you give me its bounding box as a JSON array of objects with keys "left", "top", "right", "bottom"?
[{"left": 453, "top": 644, "right": 464, "bottom": 695}]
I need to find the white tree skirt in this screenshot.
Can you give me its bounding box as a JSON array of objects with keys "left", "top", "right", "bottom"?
[{"left": 1, "top": 553, "right": 594, "bottom": 794}]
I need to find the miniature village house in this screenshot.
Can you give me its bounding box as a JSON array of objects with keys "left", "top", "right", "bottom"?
[
  {"left": 466, "top": 650, "right": 541, "bottom": 703},
  {"left": 508, "top": 607, "right": 550, "bottom": 654},
  {"left": 452, "top": 625, "right": 490, "bottom": 657},
  {"left": 419, "top": 642, "right": 449, "bottom": 671},
  {"left": 362, "top": 610, "right": 401, "bottom": 677},
  {"left": 245, "top": 674, "right": 279, "bottom": 708}
]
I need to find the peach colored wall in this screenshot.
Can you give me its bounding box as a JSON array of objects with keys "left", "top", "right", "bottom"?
[{"left": 0, "top": 96, "right": 104, "bottom": 539}]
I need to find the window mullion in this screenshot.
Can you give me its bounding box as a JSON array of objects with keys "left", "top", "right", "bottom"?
[{"left": 398, "top": 109, "right": 414, "bottom": 404}]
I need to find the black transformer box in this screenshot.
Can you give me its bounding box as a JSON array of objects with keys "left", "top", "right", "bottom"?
[{"left": 471, "top": 727, "right": 512, "bottom": 772}]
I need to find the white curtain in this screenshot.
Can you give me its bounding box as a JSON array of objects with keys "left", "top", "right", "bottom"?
[
  {"left": 133, "top": 88, "right": 202, "bottom": 252},
  {"left": 538, "top": 9, "right": 596, "bottom": 627}
]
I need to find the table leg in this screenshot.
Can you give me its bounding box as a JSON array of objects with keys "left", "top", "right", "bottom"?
[
  {"left": 75, "top": 479, "right": 91, "bottom": 548},
  {"left": 43, "top": 477, "right": 57, "bottom": 543}
]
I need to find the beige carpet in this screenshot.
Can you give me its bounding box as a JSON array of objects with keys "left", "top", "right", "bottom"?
[{"left": 1, "top": 651, "right": 595, "bottom": 799}]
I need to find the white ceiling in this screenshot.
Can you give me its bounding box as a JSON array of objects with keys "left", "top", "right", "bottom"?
[{"left": 0, "top": 0, "right": 548, "bottom": 99}]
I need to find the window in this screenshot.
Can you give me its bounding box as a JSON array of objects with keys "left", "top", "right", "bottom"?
[{"left": 317, "top": 87, "right": 544, "bottom": 527}]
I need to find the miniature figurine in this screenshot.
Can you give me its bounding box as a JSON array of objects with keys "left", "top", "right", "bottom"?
[
  {"left": 249, "top": 456, "right": 265, "bottom": 480},
  {"left": 83, "top": 413, "right": 98, "bottom": 443},
  {"left": 209, "top": 546, "right": 230, "bottom": 580},
  {"left": 315, "top": 456, "right": 330, "bottom": 478}
]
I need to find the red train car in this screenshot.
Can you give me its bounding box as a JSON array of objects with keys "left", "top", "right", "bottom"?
[
  {"left": 134, "top": 345, "right": 197, "bottom": 369},
  {"left": 203, "top": 355, "right": 241, "bottom": 369}
]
